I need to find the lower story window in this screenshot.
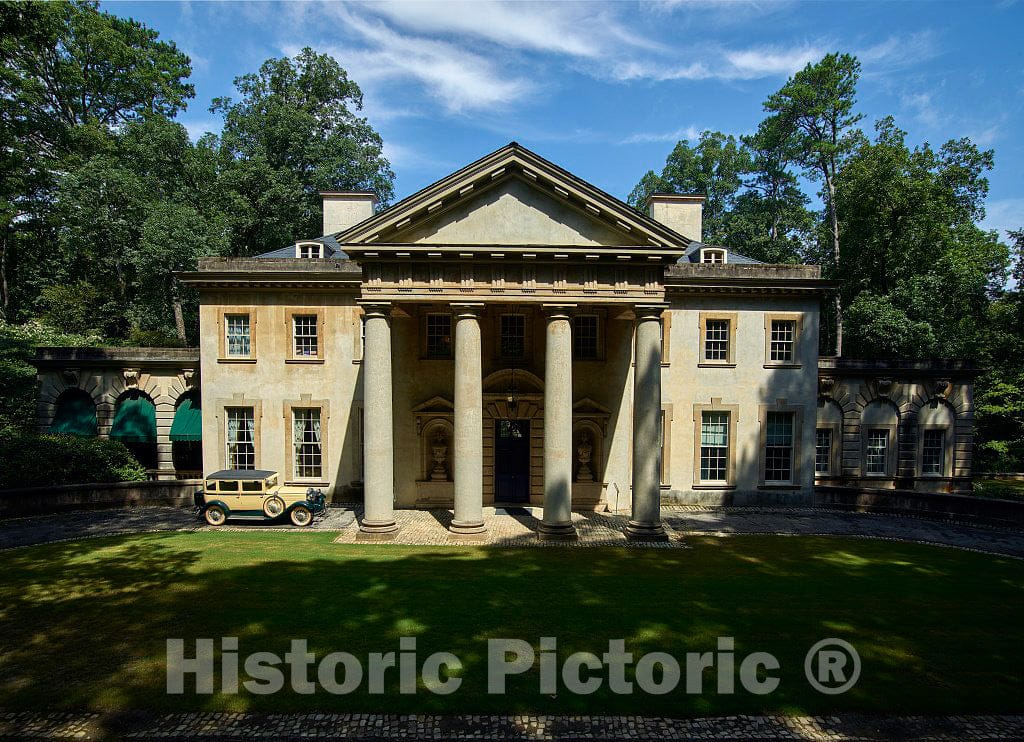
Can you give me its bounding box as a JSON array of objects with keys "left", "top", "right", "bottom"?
[
  {"left": 700, "top": 411, "right": 729, "bottom": 482},
  {"left": 815, "top": 428, "right": 833, "bottom": 475},
  {"left": 866, "top": 429, "right": 888, "bottom": 474},
  {"left": 293, "top": 408, "right": 323, "bottom": 479},
  {"left": 764, "top": 411, "right": 794, "bottom": 482},
  {"left": 921, "top": 429, "right": 945, "bottom": 475},
  {"left": 226, "top": 407, "right": 255, "bottom": 469}
]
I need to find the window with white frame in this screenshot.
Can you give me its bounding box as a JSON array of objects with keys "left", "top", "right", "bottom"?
[
  {"left": 293, "top": 315, "right": 318, "bottom": 357},
  {"left": 866, "top": 429, "right": 888, "bottom": 474},
  {"left": 700, "top": 411, "right": 730, "bottom": 482},
  {"left": 226, "top": 407, "right": 255, "bottom": 469},
  {"left": 769, "top": 319, "right": 796, "bottom": 362},
  {"left": 921, "top": 429, "right": 945, "bottom": 475},
  {"left": 293, "top": 408, "right": 322, "bottom": 479},
  {"left": 574, "top": 315, "right": 600, "bottom": 359},
  {"left": 815, "top": 428, "right": 833, "bottom": 475},
  {"left": 296, "top": 243, "right": 322, "bottom": 259},
  {"left": 701, "top": 248, "right": 726, "bottom": 264},
  {"left": 425, "top": 313, "right": 452, "bottom": 358},
  {"left": 704, "top": 319, "right": 730, "bottom": 361},
  {"left": 500, "top": 314, "right": 525, "bottom": 358},
  {"left": 764, "top": 411, "right": 794, "bottom": 482},
  {"left": 225, "top": 314, "right": 251, "bottom": 357}
]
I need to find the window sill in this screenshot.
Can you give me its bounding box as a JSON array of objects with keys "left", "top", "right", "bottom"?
[
  {"left": 286, "top": 358, "right": 325, "bottom": 365},
  {"left": 352, "top": 359, "right": 362, "bottom": 365},
  {"left": 697, "top": 362, "right": 736, "bottom": 369},
  {"left": 692, "top": 483, "right": 736, "bottom": 490},
  {"left": 420, "top": 356, "right": 454, "bottom": 362},
  {"left": 758, "top": 484, "right": 801, "bottom": 490},
  {"left": 285, "top": 480, "right": 330, "bottom": 487},
  {"left": 218, "top": 358, "right": 257, "bottom": 364},
  {"left": 763, "top": 363, "right": 802, "bottom": 369}
]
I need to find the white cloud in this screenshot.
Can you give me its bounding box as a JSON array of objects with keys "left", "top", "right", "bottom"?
[
  {"left": 857, "top": 32, "right": 940, "bottom": 72},
  {"left": 611, "top": 44, "right": 823, "bottom": 82},
  {"left": 621, "top": 125, "right": 702, "bottom": 145},
  {"left": 288, "top": 4, "right": 534, "bottom": 113},
  {"left": 980, "top": 197, "right": 1024, "bottom": 238}
]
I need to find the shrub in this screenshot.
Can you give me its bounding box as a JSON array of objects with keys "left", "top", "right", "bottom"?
[{"left": 0, "top": 430, "right": 147, "bottom": 489}]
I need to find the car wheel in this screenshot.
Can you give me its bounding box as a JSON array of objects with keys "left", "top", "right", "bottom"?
[
  {"left": 205, "top": 505, "right": 227, "bottom": 526},
  {"left": 290, "top": 505, "right": 313, "bottom": 527},
  {"left": 263, "top": 495, "right": 286, "bottom": 518}
]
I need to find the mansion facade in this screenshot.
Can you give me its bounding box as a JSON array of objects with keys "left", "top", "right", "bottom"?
[{"left": 34, "top": 143, "right": 977, "bottom": 539}]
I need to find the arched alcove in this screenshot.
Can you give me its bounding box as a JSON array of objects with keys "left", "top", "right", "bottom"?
[
  {"left": 860, "top": 399, "right": 900, "bottom": 477},
  {"left": 110, "top": 390, "right": 158, "bottom": 471},
  {"left": 49, "top": 388, "right": 98, "bottom": 437}
]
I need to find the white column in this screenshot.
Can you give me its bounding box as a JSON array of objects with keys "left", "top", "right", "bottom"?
[
  {"left": 358, "top": 301, "right": 399, "bottom": 536},
  {"left": 626, "top": 304, "right": 668, "bottom": 541},
  {"left": 539, "top": 305, "right": 577, "bottom": 541},
  {"left": 450, "top": 303, "right": 486, "bottom": 536}
]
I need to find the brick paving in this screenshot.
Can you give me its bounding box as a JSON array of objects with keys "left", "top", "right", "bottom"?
[{"left": 0, "top": 711, "right": 1022, "bottom": 740}]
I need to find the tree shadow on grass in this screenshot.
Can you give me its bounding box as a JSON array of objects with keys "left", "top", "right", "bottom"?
[{"left": 0, "top": 532, "right": 1021, "bottom": 733}]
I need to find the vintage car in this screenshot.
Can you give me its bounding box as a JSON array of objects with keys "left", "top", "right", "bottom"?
[{"left": 195, "top": 470, "right": 327, "bottom": 527}]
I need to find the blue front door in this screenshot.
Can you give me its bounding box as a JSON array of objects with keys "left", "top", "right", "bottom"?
[{"left": 495, "top": 419, "right": 530, "bottom": 503}]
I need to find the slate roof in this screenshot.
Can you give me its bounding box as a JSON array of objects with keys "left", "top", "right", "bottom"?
[
  {"left": 257, "top": 234, "right": 348, "bottom": 260},
  {"left": 679, "top": 242, "right": 762, "bottom": 265}
]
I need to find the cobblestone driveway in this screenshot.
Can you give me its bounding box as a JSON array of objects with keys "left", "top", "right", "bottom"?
[{"left": 3, "top": 504, "right": 1024, "bottom": 557}]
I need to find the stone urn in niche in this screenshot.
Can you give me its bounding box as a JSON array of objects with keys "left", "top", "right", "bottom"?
[
  {"left": 576, "top": 430, "right": 594, "bottom": 482},
  {"left": 430, "top": 432, "right": 449, "bottom": 481}
]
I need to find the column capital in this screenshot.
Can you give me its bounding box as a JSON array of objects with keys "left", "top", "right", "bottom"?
[
  {"left": 634, "top": 303, "right": 669, "bottom": 322},
  {"left": 450, "top": 302, "right": 485, "bottom": 318},
  {"left": 542, "top": 303, "right": 577, "bottom": 320},
  {"left": 356, "top": 300, "right": 392, "bottom": 320}
]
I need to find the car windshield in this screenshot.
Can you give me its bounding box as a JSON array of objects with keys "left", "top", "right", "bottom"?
[{"left": 266, "top": 474, "right": 278, "bottom": 487}]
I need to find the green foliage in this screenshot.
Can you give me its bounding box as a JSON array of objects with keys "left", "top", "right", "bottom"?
[
  {"left": 628, "top": 130, "right": 752, "bottom": 244},
  {"left": 209, "top": 48, "right": 395, "bottom": 255},
  {"left": 0, "top": 430, "right": 146, "bottom": 488},
  {"left": 0, "top": 320, "right": 105, "bottom": 432}
]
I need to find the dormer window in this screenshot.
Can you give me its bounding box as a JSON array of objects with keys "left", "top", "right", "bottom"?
[
  {"left": 296, "top": 242, "right": 323, "bottom": 259},
  {"left": 701, "top": 248, "right": 727, "bottom": 264}
]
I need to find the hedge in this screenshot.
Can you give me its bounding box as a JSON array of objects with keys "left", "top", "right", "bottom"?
[{"left": 0, "top": 431, "right": 147, "bottom": 490}]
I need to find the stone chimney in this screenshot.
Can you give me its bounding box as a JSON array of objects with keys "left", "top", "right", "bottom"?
[
  {"left": 646, "top": 193, "right": 705, "bottom": 242},
  {"left": 320, "top": 192, "right": 377, "bottom": 236}
]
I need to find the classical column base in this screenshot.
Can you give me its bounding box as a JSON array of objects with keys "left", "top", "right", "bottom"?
[
  {"left": 537, "top": 521, "right": 578, "bottom": 541},
  {"left": 357, "top": 518, "right": 400, "bottom": 540},
  {"left": 624, "top": 520, "right": 669, "bottom": 542},
  {"left": 449, "top": 519, "right": 487, "bottom": 538}
]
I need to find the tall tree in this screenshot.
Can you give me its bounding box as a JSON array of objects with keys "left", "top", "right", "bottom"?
[
  {"left": 0, "top": 0, "right": 193, "bottom": 320},
  {"left": 835, "top": 117, "right": 1007, "bottom": 359},
  {"left": 210, "top": 48, "right": 394, "bottom": 255},
  {"left": 762, "top": 52, "right": 863, "bottom": 354},
  {"left": 627, "top": 130, "right": 750, "bottom": 244}
]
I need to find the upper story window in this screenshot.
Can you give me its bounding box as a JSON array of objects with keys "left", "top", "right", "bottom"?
[
  {"left": 425, "top": 313, "right": 452, "bottom": 358},
  {"left": 293, "top": 315, "right": 319, "bottom": 357},
  {"left": 704, "top": 319, "right": 730, "bottom": 361},
  {"left": 769, "top": 320, "right": 796, "bottom": 362},
  {"left": 701, "top": 248, "right": 727, "bottom": 264},
  {"left": 225, "top": 314, "right": 251, "bottom": 357},
  {"left": 500, "top": 314, "right": 526, "bottom": 358},
  {"left": 573, "top": 315, "right": 600, "bottom": 360},
  {"left": 296, "top": 242, "right": 323, "bottom": 259}
]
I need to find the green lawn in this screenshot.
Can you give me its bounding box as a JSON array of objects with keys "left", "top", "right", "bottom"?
[{"left": 0, "top": 532, "right": 1022, "bottom": 716}]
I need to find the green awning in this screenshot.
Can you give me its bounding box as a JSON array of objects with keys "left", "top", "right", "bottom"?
[
  {"left": 169, "top": 396, "right": 202, "bottom": 442},
  {"left": 109, "top": 394, "right": 157, "bottom": 442},
  {"left": 50, "top": 393, "right": 98, "bottom": 436}
]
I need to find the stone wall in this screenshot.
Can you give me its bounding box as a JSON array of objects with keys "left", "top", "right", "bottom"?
[{"left": 0, "top": 479, "right": 203, "bottom": 519}]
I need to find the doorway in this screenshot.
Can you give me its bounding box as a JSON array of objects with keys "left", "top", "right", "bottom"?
[{"left": 494, "top": 419, "right": 531, "bottom": 503}]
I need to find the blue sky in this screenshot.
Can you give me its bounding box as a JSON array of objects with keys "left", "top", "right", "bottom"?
[{"left": 107, "top": 0, "right": 1024, "bottom": 238}]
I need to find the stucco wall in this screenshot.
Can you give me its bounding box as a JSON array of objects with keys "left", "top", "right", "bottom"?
[{"left": 198, "top": 289, "right": 364, "bottom": 498}]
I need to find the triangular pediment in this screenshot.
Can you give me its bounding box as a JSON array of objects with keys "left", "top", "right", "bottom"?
[
  {"left": 336, "top": 142, "right": 691, "bottom": 249},
  {"left": 393, "top": 177, "right": 644, "bottom": 246}
]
